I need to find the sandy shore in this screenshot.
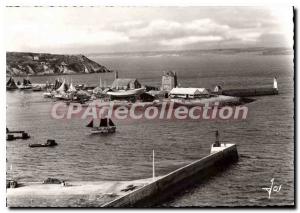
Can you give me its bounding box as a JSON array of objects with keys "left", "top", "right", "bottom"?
[{"left": 7, "top": 178, "right": 155, "bottom": 207}]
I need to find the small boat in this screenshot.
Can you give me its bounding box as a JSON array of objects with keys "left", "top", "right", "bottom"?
[
  {"left": 87, "top": 118, "right": 116, "bottom": 134},
  {"left": 43, "top": 92, "right": 53, "bottom": 98},
  {"left": 29, "top": 139, "right": 57, "bottom": 148},
  {"left": 6, "top": 77, "right": 18, "bottom": 90},
  {"left": 32, "top": 85, "right": 42, "bottom": 92},
  {"left": 54, "top": 93, "right": 71, "bottom": 100},
  {"left": 6, "top": 129, "right": 30, "bottom": 141},
  {"left": 18, "top": 78, "right": 32, "bottom": 90}
]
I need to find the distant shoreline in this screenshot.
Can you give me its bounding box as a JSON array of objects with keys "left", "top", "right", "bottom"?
[
  {"left": 87, "top": 46, "right": 293, "bottom": 57},
  {"left": 6, "top": 71, "right": 114, "bottom": 78}
]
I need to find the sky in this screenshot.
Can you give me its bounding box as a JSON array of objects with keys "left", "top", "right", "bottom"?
[{"left": 5, "top": 7, "right": 293, "bottom": 54}]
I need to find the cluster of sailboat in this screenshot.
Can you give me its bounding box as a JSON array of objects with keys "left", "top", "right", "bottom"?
[
  {"left": 6, "top": 77, "right": 44, "bottom": 91},
  {"left": 43, "top": 79, "right": 76, "bottom": 99},
  {"left": 41, "top": 78, "right": 108, "bottom": 104},
  {"left": 7, "top": 77, "right": 32, "bottom": 90},
  {"left": 7, "top": 76, "right": 119, "bottom": 135}
]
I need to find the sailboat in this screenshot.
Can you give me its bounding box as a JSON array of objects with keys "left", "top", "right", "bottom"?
[
  {"left": 86, "top": 118, "right": 116, "bottom": 134},
  {"left": 54, "top": 79, "right": 70, "bottom": 100},
  {"left": 6, "top": 77, "right": 18, "bottom": 90},
  {"left": 18, "top": 78, "right": 32, "bottom": 90},
  {"left": 68, "top": 82, "right": 77, "bottom": 93}
]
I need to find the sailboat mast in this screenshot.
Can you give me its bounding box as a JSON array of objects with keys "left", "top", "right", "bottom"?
[{"left": 152, "top": 150, "right": 155, "bottom": 181}]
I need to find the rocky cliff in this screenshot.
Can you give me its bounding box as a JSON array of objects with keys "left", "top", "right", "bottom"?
[{"left": 6, "top": 52, "right": 111, "bottom": 76}]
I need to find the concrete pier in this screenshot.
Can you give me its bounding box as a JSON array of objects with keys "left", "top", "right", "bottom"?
[
  {"left": 102, "top": 144, "right": 238, "bottom": 207},
  {"left": 7, "top": 144, "right": 238, "bottom": 207},
  {"left": 7, "top": 179, "right": 154, "bottom": 207}
]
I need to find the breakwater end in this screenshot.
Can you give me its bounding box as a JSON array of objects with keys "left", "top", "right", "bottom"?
[{"left": 103, "top": 144, "right": 238, "bottom": 207}]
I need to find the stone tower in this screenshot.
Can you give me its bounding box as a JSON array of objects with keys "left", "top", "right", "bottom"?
[{"left": 161, "top": 71, "right": 178, "bottom": 91}]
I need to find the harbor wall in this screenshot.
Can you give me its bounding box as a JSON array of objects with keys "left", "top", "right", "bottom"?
[
  {"left": 220, "top": 88, "right": 278, "bottom": 97},
  {"left": 102, "top": 144, "right": 238, "bottom": 207}
]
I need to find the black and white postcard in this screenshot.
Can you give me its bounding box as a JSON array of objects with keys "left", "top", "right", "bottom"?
[{"left": 5, "top": 5, "right": 294, "bottom": 208}]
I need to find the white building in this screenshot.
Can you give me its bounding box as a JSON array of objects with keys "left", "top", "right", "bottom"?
[
  {"left": 33, "top": 56, "right": 39, "bottom": 61},
  {"left": 169, "top": 88, "right": 210, "bottom": 99}
]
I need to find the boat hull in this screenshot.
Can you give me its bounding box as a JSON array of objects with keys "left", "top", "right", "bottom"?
[
  {"left": 18, "top": 85, "right": 33, "bottom": 90},
  {"left": 43, "top": 92, "right": 53, "bottom": 98},
  {"left": 55, "top": 94, "right": 71, "bottom": 100},
  {"left": 6, "top": 86, "right": 18, "bottom": 90},
  {"left": 107, "top": 88, "right": 145, "bottom": 97},
  {"left": 32, "top": 86, "right": 42, "bottom": 92},
  {"left": 90, "top": 126, "right": 116, "bottom": 134}
]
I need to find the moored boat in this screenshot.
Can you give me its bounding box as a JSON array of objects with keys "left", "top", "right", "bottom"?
[
  {"left": 6, "top": 77, "right": 18, "bottom": 90},
  {"left": 32, "top": 85, "right": 42, "bottom": 92},
  {"left": 18, "top": 78, "right": 32, "bottom": 90},
  {"left": 54, "top": 93, "right": 71, "bottom": 100},
  {"left": 43, "top": 92, "right": 54, "bottom": 98},
  {"left": 29, "top": 139, "right": 57, "bottom": 148}
]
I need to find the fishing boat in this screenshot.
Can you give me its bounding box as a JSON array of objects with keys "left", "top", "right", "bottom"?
[
  {"left": 32, "top": 85, "right": 42, "bottom": 92},
  {"left": 18, "top": 78, "right": 32, "bottom": 90},
  {"left": 54, "top": 80, "right": 69, "bottom": 100},
  {"left": 54, "top": 92, "right": 71, "bottom": 100},
  {"left": 6, "top": 77, "right": 18, "bottom": 90},
  {"left": 86, "top": 118, "right": 116, "bottom": 134},
  {"left": 54, "top": 80, "right": 77, "bottom": 100},
  {"left": 43, "top": 91, "right": 54, "bottom": 98},
  {"left": 68, "top": 82, "right": 77, "bottom": 93}
]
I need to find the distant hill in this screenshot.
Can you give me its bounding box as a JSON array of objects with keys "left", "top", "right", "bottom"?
[{"left": 6, "top": 52, "right": 112, "bottom": 76}]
